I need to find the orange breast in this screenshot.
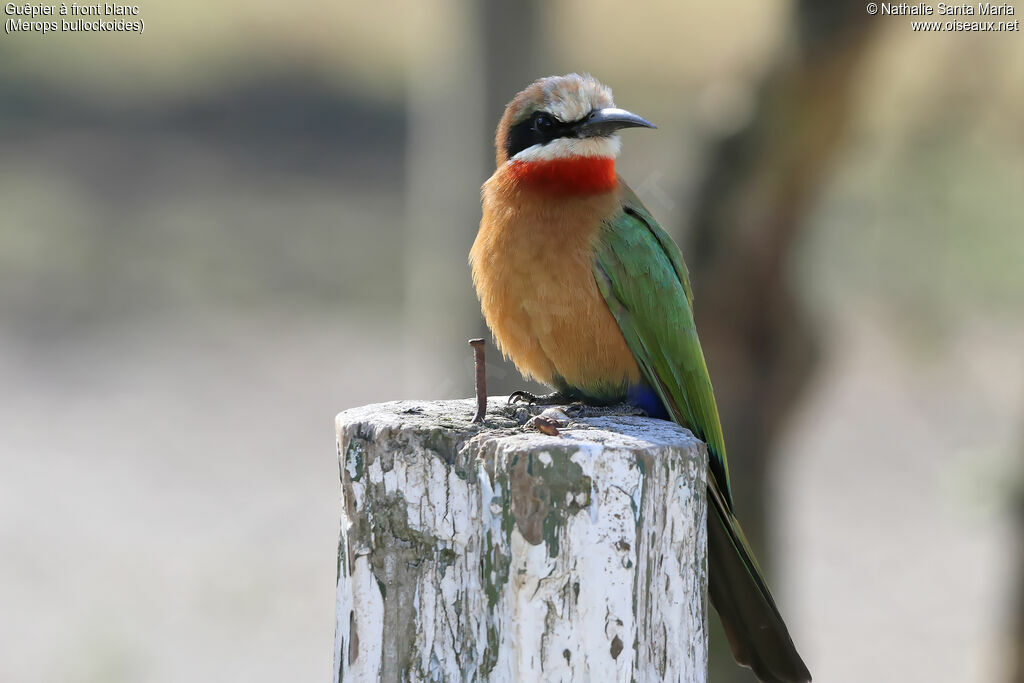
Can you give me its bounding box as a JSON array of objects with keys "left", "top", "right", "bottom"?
[{"left": 469, "top": 165, "right": 641, "bottom": 399}]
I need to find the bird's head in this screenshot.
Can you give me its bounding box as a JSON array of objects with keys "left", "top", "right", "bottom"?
[{"left": 495, "top": 73, "right": 655, "bottom": 168}]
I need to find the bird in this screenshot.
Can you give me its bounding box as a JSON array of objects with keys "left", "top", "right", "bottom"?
[{"left": 470, "top": 73, "right": 811, "bottom": 683}]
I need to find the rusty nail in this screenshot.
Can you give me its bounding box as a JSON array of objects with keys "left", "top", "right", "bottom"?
[{"left": 469, "top": 338, "right": 486, "bottom": 423}]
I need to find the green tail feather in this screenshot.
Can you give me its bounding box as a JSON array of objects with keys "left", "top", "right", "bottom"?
[
  {"left": 708, "top": 481, "right": 811, "bottom": 683},
  {"left": 593, "top": 181, "right": 811, "bottom": 682}
]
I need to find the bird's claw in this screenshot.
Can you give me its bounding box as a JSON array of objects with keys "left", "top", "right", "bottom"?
[
  {"left": 507, "top": 390, "right": 569, "bottom": 406},
  {"left": 564, "top": 402, "right": 586, "bottom": 418},
  {"left": 508, "top": 390, "right": 539, "bottom": 405}
]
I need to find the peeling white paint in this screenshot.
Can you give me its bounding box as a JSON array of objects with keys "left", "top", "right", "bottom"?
[
  {"left": 335, "top": 555, "right": 384, "bottom": 683},
  {"left": 335, "top": 399, "right": 707, "bottom": 683}
]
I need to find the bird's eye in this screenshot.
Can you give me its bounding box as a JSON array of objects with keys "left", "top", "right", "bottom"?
[{"left": 534, "top": 113, "right": 554, "bottom": 132}]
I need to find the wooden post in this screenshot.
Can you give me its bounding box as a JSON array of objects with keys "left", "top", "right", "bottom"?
[{"left": 334, "top": 398, "right": 708, "bottom": 683}]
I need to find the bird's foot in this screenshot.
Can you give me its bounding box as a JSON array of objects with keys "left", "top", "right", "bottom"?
[
  {"left": 563, "top": 402, "right": 587, "bottom": 418},
  {"left": 507, "top": 390, "right": 570, "bottom": 406}
]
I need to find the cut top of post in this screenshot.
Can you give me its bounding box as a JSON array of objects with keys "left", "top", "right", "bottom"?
[{"left": 335, "top": 397, "right": 708, "bottom": 683}]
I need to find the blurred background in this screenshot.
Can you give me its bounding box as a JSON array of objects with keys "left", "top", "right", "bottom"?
[{"left": 1, "top": 1, "right": 1022, "bottom": 681}]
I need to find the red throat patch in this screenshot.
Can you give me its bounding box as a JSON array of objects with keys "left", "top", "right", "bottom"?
[{"left": 508, "top": 157, "right": 617, "bottom": 195}]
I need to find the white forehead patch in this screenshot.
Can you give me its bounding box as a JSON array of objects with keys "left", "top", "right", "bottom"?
[
  {"left": 510, "top": 134, "right": 621, "bottom": 163},
  {"left": 541, "top": 73, "right": 615, "bottom": 124}
]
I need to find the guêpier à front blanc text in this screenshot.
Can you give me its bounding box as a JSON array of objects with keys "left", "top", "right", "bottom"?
[{"left": 5, "top": 3, "right": 139, "bottom": 17}]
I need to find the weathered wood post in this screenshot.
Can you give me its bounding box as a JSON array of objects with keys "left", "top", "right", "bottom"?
[{"left": 334, "top": 398, "right": 708, "bottom": 682}]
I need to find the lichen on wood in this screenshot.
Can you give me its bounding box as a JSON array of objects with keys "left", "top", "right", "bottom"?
[{"left": 335, "top": 398, "right": 708, "bottom": 682}]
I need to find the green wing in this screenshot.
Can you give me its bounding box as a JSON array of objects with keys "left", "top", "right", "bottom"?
[
  {"left": 592, "top": 182, "right": 811, "bottom": 683},
  {"left": 591, "top": 183, "right": 732, "bottom": 503}
]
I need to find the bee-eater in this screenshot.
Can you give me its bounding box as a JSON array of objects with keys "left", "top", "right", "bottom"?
[{"left": 470, "top": 74, "right": 811, "bottom": 683}]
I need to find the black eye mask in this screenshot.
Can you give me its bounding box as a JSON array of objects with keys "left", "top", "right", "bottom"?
[
  {"left": 504, "top": 107, "right": 655, "bottom": 160},
  {"left": 504, "top": 111, "right": 577, "bottom": 160}
]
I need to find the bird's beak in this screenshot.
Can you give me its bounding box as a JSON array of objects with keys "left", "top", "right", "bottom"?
[{"left": 573, "top": 107, "right": 656, "bottom": 137}]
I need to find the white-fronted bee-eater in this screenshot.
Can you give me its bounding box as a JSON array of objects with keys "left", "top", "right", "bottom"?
[{"left": 470, "top": 73, "right": 811, "bottom": 683}]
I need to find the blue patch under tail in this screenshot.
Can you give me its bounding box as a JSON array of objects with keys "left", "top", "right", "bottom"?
[{"left": 627, "top": 382, "right": 669, "bottom": 420}]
